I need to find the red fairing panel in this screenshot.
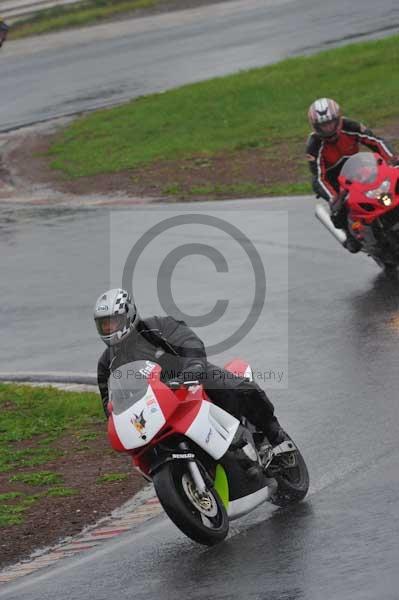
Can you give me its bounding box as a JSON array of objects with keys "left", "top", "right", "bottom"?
[
  {"left": 108, "top": 414, "right": 126, "bottom": 452},
  {"left": 339, "top": 155, "right": 399, "bottom": 224}
]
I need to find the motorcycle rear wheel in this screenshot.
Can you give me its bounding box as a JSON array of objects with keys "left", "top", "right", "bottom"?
[
  {"left": 153, "top": 461, "right": 229, "bottom": 546},
  {"left": 270, "top": 435, "right": 309, "bottom": 508}
]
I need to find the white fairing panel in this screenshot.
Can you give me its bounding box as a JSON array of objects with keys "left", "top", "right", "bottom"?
[
  {"left": 227, "top": 484, "right": 276, "bottom": 520},
  {"left": 112, "top": 386, "right": 166, "bottom": 450},
  {"left": 185, "top": 401, "right": 239, "bottom": 460}
]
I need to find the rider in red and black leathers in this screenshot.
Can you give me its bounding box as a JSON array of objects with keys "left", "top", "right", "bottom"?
[
  {"left": 306, "top": 118, "right": 394, "bottom": 202},
  {"left": 306, "top": 98, "right": 396, "bottom": 252}
]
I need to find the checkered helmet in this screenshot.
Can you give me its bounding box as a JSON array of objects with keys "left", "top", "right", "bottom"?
[
  {"left": 308, "top": 98, "right": 342, "bottom": 138},
  {"left": 94, "top": 288, "right": 138, "bottom": 346}
]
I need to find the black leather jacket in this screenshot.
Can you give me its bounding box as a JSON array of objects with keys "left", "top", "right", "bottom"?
[
  {"left": 97, "top": 315, "right": 207, "bottom": 415},
  {"left": 97, "top": 315, "right": 276, "bottom": 429}
]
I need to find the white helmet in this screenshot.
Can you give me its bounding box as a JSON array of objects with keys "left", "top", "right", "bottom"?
[
  {"left": 94, "top": 288, "right": 138, "bottom": 346},
  {"left": 308, "top": 98, "right": 342, "bottom": 138}
]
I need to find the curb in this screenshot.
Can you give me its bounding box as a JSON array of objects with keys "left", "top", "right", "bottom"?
[
  {"left": 0, "top": 372, "right": 97, "bottom": 385},
  {"left": 0, "top": 487, "right": 163, "bottom": 585}
]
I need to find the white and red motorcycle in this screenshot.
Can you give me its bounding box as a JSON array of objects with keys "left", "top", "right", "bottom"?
[{"left": 107, "top": 359, "right": 309, "bottom": 545}]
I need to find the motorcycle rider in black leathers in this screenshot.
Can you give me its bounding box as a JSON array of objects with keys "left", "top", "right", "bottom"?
[
  {"left": 306, "top": 98, "right": 397, "bottom": 253},
  {"left": 94, "top": 288, "right": 285, "bottom": 448}
]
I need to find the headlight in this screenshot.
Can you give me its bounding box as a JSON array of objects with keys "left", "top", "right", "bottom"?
[
  {"left": 380, "top": 194, "right": 392, "bottom": 207},
  {"left": 365, "top": 179, "right": 391, "bottom": 198}
]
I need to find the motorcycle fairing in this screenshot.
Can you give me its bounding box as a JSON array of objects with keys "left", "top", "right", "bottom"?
[
  {"left": 111, "top": 385, "right": 166, "bottom": 450},
  {"left": 225, "top": 439, "right": 303, "bottom": 518},
  {"left": 215, "top": 458, "right": 276, "bottom": 520},
  {"left": 227, "top": 483, "right": 276, "bottom": 520},
  {"left": 214, "top": 464, "right": 229, "bottom": 508},
  {"left": 184, "top": 400, "right": 240, "bottom": 460},
  {"left": 339, "top": 153, "right": 399, "bottom": 224}
]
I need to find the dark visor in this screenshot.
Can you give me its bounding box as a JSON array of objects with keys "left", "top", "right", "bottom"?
[
  {"left": 96, "top": 314, "right": 126, "bottom": 336},
  {"left": 317, "top": 118, "right": 339, "bottom": 134}
]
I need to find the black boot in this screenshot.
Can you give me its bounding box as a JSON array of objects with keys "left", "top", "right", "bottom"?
[
  {"left": 262, "top": 417, "right": 287, "bottom": 447},
  {"left": 230, "top": 425, "right": 263, "bottom": 479}
]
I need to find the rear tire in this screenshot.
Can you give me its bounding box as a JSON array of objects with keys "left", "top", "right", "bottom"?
[
  {"left": 153, "top": 461, "right": 229, "bottom": 546},
  {"left": 270, "top": 435, "right": 309, "bottom": 508}
]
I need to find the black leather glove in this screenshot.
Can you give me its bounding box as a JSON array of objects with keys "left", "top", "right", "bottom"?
[{"left": 167, "top": 363, "right": 204, "bottom": 388}]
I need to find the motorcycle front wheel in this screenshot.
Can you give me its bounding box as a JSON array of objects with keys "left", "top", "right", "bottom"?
[{"left": 153, "top": 461, "right": 229, "bottom": 546}]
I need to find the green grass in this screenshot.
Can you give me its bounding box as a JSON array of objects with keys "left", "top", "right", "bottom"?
[
  {"left": 0, "top": 495, "right": 41, "bottom": 526},
  {"left": 10, "top": 0, "right": 160, "bottom": 39},
  {"left": 0, "top": 384, "right": 101, "bottom": 472},
  {"left": 0, "top": 507, "right": 25, "bottom": 526},
  {"left": 0, "top": 447, "right": 62, "bottom": 473},
  {"left": 97, "top": 473, "right": 129, "bottom": 483},
  {"left": 0, "top": 486, "right": 78, "bottom": 526},
  {"left": 75, "top": 431, "right": 99, "bottom": 442},
  {"left": 9, "top": 471, "right": 64, "bottom": 486},
  {"left": 0, "top": 384, "right": 103, "bottom": 526},
  {"left": 0, "top": 383, "right": 102, "bottom": 445},
  {"left": 0, "top": 493, "right": 22, "bottom": 501},
  {"left": 48, "top": 33, "right": 399, "bottom": 189}
]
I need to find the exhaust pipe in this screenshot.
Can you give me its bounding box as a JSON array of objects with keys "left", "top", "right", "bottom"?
[{"left": 315, "top": 203, "right": 347, "bottom": 245}]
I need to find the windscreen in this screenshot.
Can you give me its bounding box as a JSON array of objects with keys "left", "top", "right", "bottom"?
[
  {"left": 108, "top": 360, "right": 157, "bottom": 415},
  {"left": 340, "top": 152, "right": 378, "bottom": 185}
]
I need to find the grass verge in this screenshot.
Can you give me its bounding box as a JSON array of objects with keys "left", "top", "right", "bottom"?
[
  {"left": 0, "top": 383, "right": 101, "bottom": 446},
  {"left": 45, "top": 34, "right": 399, "bottom": 198},
  {"left": 0, "top": 384, "right": 147, "bottom": 568},
  {"left": 0, "top": 383, "right": 102, "bottom": 527}
]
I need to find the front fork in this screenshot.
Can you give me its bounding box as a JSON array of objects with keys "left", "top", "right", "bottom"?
[
  {"left": 315, "top": 203, "right": 347, "bottom": 245},
  {"left": 179, "top": 442, "right": 207, "bottom": 495}
]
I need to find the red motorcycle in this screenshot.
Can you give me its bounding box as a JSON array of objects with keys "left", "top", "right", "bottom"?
[
  {"left": 315, "top": 152, "right": 399, "bottom": 269},
  {"left": 107, "top": 359, "right": 309, "bottom": 546}
]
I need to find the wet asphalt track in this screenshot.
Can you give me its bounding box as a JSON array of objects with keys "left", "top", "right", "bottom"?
[
  {"left": 1, "top": 197, "right": 399, "bottom": 599},
  {"left": 0, "top": 0, "right": 399, "bottom": 130}
]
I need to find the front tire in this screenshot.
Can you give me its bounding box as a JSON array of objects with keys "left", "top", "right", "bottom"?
[
  {"left": 270, "top": 435, "right": 309, "bottom": 508},
  {"left": 153, "top": 461, "right": 229, "bottom": 546}
]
